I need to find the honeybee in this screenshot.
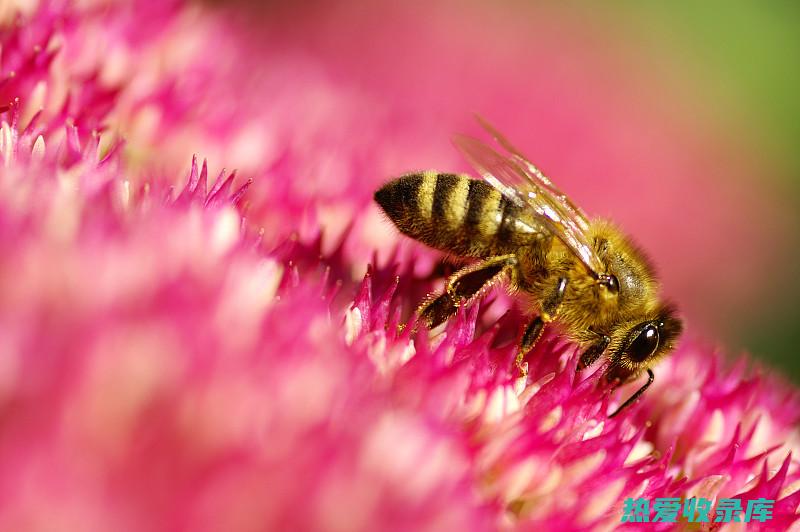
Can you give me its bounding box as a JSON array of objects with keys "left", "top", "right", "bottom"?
[{"left": 374, "top": 118, "right": 682, "bottom": 417}]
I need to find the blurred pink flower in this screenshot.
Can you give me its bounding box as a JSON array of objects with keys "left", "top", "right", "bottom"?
[{"left": 1, "top": 1, "right": 799, "bottom": 531}]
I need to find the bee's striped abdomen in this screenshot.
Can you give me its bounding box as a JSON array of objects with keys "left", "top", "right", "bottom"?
[{"left": 375, "top": 171, "right": 540, "bottom": 257}]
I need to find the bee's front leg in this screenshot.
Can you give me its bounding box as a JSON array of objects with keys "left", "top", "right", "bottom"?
[
  {"left": 577, "top": 333, "right": 611, "bottom": 371},
  {"left": 516, "top": 277, "right": 568, "bottom": 374},
  {"left": 417, "top": 254, "right": 518, "bottom": 328}
]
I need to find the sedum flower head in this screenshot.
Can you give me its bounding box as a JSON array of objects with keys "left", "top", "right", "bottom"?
[{"left": 0, "top": 1, "right": 798, "bottom": 531}]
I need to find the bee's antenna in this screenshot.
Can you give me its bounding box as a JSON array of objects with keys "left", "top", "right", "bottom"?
[{"left": 608, "top": 369, "right": 654, "bottom": 418}]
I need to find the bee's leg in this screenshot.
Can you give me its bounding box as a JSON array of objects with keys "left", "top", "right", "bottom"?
[
  {"left": 417, "top": 254, "right": 518, "bottom": 328},
  {"left": 518, "top": 317, "right": 545, "bottom": 360},
  {"left": 416, "top": 293, "right": 458, "bottom": 329},
  {"left": 515, "top": 277, "right": 568, "bottom": 372},
  {"left": 577, "top": 333, "right": 611, "bottom": 371},
  {"left": 447, "top": 254, "right": 518, "bottom": 303}
]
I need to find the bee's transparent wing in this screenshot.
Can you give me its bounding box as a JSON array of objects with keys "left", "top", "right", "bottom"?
[
  {"left": 453, "top": 130, "right": 604, "bottom": 277},
  {"left": 475, "top": 115, "right": 591, "bottom": 231}
]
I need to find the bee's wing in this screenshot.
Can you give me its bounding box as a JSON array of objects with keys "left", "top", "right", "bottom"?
[
  {"left": 475, "top": 115, "right": 591, "bottom": 231},
  {"left": 453, "top": 130, "right": 605, "bottom": 277}
]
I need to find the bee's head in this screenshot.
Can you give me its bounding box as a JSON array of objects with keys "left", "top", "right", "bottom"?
[{"left": 604, "top": 304, "right": 683, "bottom": 383}]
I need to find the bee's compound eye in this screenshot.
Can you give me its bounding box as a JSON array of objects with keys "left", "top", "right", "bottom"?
[{"left": 628, "top": 324, "right": 659, "bottom": 362}]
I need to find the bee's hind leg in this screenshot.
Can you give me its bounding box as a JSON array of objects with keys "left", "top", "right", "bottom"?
[
  {"left": 417, "top": 254, "right": 518, "bottom": 328},
  {"left": 515, "top": 277, "right": 567, "bottom": 374},
  {"left": 417, "top": 292, "right": 459, "bottom": 329}
]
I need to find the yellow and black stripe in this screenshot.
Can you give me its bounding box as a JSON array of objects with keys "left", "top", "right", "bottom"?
[{"left": 375, "top": 171, "right": 539, "bottom": 257}]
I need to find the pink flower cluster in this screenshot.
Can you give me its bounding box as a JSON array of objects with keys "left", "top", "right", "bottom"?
[{"left": 0, "top": 1, "right": 798, "bottom": 531}]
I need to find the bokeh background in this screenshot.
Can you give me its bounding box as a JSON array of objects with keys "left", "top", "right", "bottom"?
[{"left": 187, "top": 0, "right": 799, "bottom": 377}]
